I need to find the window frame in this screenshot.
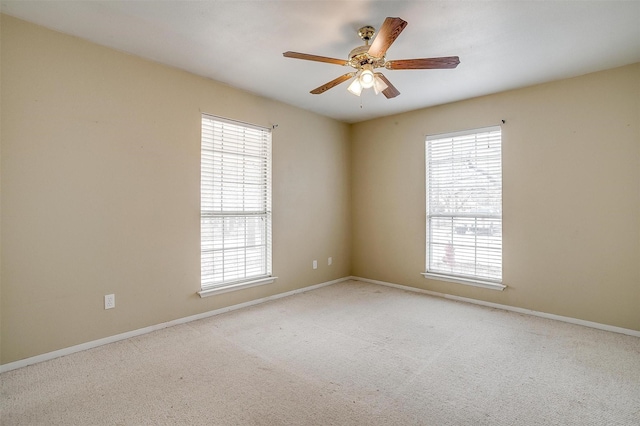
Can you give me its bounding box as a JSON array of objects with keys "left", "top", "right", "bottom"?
[
  {"left": 422, "top": 125, "right": 505, "bottom": 291},
  {"left": 198, "top": 114, "right": 275, "bottom": 297}
]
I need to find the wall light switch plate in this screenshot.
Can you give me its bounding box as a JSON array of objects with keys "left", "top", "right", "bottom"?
[
  {"left": 313, "top": 260, "right": 318, "bottom": 269},
  {"left": 328, "top": 257, "right": 333, "bottom": 265}
]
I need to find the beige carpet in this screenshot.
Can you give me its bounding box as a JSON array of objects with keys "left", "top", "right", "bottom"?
[{"left": 2, "top": 280, "right": 639, "bottom": 425}]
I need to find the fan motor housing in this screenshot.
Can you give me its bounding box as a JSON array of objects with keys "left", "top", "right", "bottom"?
[{"left": 348, "top": 45, "right": 385, "bottom": 69}]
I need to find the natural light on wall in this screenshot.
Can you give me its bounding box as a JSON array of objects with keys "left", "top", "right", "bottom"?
[{"left": 423, "top": 126, "right": 504, "bottom": 291}]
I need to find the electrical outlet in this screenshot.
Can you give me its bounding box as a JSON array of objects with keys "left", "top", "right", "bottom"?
[
  {"left": 328, "top": 257, "right": 333, "bottom": 266},
  {"left": 313, "top": 260, "right": 318, "bottom": 270},
  {"left": 104, "top": 294, "right": 115, "bottom": 310}
]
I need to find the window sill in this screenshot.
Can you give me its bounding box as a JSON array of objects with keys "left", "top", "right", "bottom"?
[
  {"left": 198, "top": 276, "right": 278, "bottom": 298},
  {"left": 421, "top": 272, "right": 506, "bottom": 291}
]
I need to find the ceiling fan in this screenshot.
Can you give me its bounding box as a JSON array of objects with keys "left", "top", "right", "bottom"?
[{"left": 283, "top": 17, "right": 460, "bottom": 99}]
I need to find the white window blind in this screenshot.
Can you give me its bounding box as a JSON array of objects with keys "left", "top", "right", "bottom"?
[
  {"left": 425, "top": 126, "right": 502, "bottom": 285},
  {"left": 201, "top": 114, "right": 272, "bottom": 291}
]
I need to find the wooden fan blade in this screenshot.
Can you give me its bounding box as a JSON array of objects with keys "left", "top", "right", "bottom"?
[
  {"left": 283, "top": 51, "right": 347, "bottom": 66},
  {"left": 367, "top": 17, "right": 408, "bottom": 58},
  {"left": 310, "top": 73, "right": 356, "bottom": 94},
  {"left": 376, "top": 73, "right": 400, "bottom": 99},
  {"left": 386, "top": 56, "right": 460, "bottom": 70}
]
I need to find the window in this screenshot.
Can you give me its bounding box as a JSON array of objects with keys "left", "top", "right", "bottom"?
[
  {"left": 199, "top": 114, "right": 273, "bottom": 296},
  {"left": 424, "top": 126, "right": 504, "bottom": 290}
]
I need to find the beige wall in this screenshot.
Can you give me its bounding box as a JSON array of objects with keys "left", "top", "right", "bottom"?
[
  {"left": 2, "top": 15, "right": 638, "bottom": 366},
  {"left": 0, "top": 15, "right": 351, "bottom": 364},
  {"left": 351, "top": 63, "right": 640, "bottom": 331}
]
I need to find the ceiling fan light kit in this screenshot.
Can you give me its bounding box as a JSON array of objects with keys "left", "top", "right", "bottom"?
[
  {"left": 283, "top": 17, "right": 460, "bottom": 99},
  {"left": 347, "top": 72, "right": 364, "bottom": 96},
  {"left": 372, "top": 73, "right": 389, "bottom": 95},
  {"left": 359, "top": 65, "right": 375, "bottom": 88}
]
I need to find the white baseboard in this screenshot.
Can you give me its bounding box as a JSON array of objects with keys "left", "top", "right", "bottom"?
[
  {"left": 5, "top": 275, "right": 636, "bottom": 373},
  {"left": 351, "top": 276, "right": 640, "bottom": 338},
  {"left": 0, "top": 277, "right": 350, "bottom": 373}
]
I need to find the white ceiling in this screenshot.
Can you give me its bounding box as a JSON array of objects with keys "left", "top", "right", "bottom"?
[{"left": 2, "top": 1, "right": 639, "bottom": 123}]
